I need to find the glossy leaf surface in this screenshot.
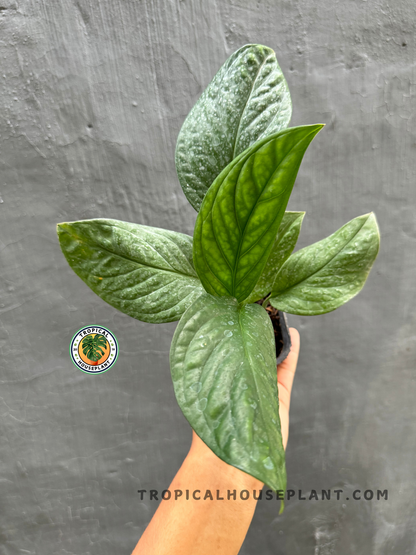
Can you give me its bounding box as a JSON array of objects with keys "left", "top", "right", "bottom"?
[
  {"left": 193, "top": 125, "right": 323, "bottom": 303},
  {"left": 57, "top": 219, "right": 204, "bottom": 323},
  {"left": 176, "top": 44, "right": 292, "bottom": 211},
  {"left": 245, "top": 211, "right": 305, "bottom": 304},
  {"left": 170, "top": 293, "right": 286, "bottom": 491},
  {"left": 270, "top": 213, "right": 380, "bottom": 315}
]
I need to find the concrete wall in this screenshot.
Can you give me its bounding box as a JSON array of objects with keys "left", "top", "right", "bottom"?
[{"left": 1, "top": 1, "right": 415, "bottom": 553}]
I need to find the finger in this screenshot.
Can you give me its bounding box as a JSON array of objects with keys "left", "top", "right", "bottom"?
[{"left": 277, "top": 328, "right": 300, "bottom": 411}]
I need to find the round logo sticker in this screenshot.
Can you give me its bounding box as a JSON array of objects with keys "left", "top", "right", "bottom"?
[{"left": 70, "top": 326, "right": 118, "bottom": 374}]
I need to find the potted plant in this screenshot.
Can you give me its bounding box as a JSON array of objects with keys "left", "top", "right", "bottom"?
[{"left": 57, "top": 44, "right": 380, "bottom": 505}]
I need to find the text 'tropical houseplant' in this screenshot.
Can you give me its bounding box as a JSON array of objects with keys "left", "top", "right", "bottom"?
[{"left": 57, "top": 45, "right": 380, "bottom": 503}]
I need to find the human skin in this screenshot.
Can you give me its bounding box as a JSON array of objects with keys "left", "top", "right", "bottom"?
[{"left": 132, "top": 328, "right": 300, "bottom": 555}]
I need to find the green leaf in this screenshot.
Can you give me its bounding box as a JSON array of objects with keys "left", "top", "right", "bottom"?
[
  {"left": 175, "top": 44, "right": 292, "bottom": 211},
  {"left": 244, "top": 211, "right": 305, "bottom": 304},
  {"left": 270, "top": 213, "right": 380, "bottom": 315},
  {"left": 57, "top": 219, "right": 204, "bottom": 323},
  {"left": 193, "top": 125, "right": 323, "bottom": 303},
  {"left": 170, "top": 292, "right": 286, "bottom": 492}
]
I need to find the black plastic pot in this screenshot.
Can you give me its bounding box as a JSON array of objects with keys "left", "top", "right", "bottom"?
[
  {"left": 255, "top": 300, "right": 292, "bottom": 365},
  {"left": 275, "top": 310, "right": 291, "bottom": 365}
]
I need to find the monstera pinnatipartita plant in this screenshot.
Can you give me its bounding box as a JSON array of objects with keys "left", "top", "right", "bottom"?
[{"left": 57, "top": 44, "right": 380, "bottom": 502}]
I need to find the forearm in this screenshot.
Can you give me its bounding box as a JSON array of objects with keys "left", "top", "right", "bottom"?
[
  {"left": 133, "top": 330, "right": 299, "bottom": 555},
  {"left": 132, "top": 432, "right": 263, "bottom": 555}
]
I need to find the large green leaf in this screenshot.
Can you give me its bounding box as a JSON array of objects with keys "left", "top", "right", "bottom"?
[
  {"left": 170, "top": 292, "right": 286, "bottom": 492},
  {"left": 245, "top": 211, "right": 305, "bottom": 304},
  {"left": 57, "top": 219, "right": 204, "bottom": 323},
  {"left": 175, "top": 44, "right": 292, "bottom": 211},
  {"left": 270, "top": 213, "right": 380, "bottom": 315},
  {"left": 193, "top": 125, "right": 323, "bottom": 303}
]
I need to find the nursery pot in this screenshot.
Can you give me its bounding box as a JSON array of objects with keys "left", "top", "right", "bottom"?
[
  {"left": 258, "top": 302, "right": 291, "bottom": 365},
  {"left": 274, "top": 310, "right": 291, "bottom": 365}
]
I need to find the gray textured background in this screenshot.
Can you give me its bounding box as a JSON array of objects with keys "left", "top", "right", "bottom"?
[{"left": 1, "top": 1, "right": 415, "bottom": 554}]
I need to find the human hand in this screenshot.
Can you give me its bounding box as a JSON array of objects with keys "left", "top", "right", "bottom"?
[
  {"left": 277, "top": 327, "right": 300, "bottom": 450},
  {"left": 189, "top": 326, "right": 300, "bottom": 462},
  {"left": 133, "top": 328, "right": 300, "bottom": 555}
]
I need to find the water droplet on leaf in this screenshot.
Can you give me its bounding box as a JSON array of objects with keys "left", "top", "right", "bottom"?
[
  {"left": 190, "top": 382, "right": 202, "bottom": 393},
  {"left": 196, "top": 398, "right": 207, "bottom": 411}
]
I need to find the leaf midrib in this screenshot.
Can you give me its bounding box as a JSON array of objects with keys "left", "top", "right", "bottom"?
[
  {"left": 237, "top": 307, "right": 278, "bottom": 457},
  {"left": 272, "top": 216, "right": 370, "bottom": 297},
  {"left": 231, "top": 53, "right": 273, "bottom": 159},
  {"left": 230, "top": 131, "right": 314, "bottom": 297},
  {"left": 63, "top": 225, "right": 197, "bottom": 279}
]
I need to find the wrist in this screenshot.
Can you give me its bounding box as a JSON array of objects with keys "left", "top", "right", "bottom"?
[{"left": 187, "top": 431, "right": 264, "bottom": 492}]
